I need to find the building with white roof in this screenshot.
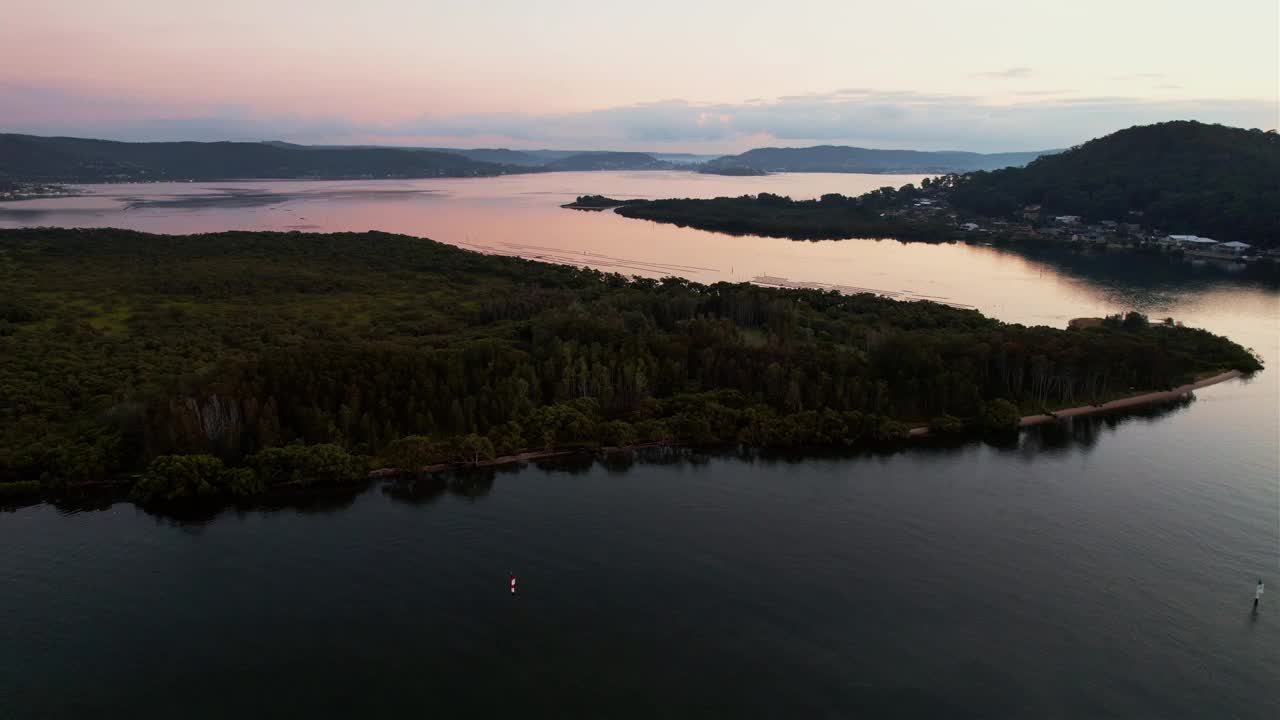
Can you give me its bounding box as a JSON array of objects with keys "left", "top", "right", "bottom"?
[
  {"left": 1219, "top": 241, "right": 1252, "bottom": 255},
  {"left": 1166, "top": 234, "right": 1219, "bottom": 247}
]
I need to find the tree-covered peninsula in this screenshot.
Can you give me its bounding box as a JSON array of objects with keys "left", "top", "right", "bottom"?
[
  {"left": 605, "top": 187, "right": 955, "bottom": 241},
  {"left": 0, "top": 228, "right": 1260, "bottom": 503}
]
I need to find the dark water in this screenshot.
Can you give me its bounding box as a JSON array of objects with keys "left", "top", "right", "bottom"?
[
  {"left": 2, "top": 174, "right": 1278, "bottom": 717},
  {"left": 3, "top": 429, "right": 1277, "bottom": 718}
]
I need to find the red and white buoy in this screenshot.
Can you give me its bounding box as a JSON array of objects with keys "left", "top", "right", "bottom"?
[{"left": 510, "top": 574, "right": 517, "bottom": 595}]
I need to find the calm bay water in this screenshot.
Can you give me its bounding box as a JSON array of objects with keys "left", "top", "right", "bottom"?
[{"left": 1, "top": 172, "right": 1277, "bottom": 717}]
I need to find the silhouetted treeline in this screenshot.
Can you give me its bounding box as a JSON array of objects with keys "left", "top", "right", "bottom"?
[{"left": 613, "top": 187, "right": 959, "bottom": 241}]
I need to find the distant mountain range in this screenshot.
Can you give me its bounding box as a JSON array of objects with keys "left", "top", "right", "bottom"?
[
  {"left": 701, "top": 146, "right": 1055, "bottom": 175},
  {"left": 426, "top": 149, "right": 716, "bottom": 167},
  {"left": 542, "top": 151, "right": 674, "bottom": 171},
  {"left": 0, "top": 133, "right": 1051, "bottom": 184},
  {"left": 425, "top": 147, "right": 549, "bottom": 167},
  {"left": 0, "top": 135, "right": 523, "bottom": 183},
  {"left": 0, "top": 135, "right": 717, "bottom": 182}
]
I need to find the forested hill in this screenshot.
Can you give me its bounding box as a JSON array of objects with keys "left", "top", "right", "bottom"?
[
  {"left": 543, "top": 152, "right": 673, "bottom": 171},
  {"left": 0, "top": 135, "right": 681, "bottom": 182},
  {"left": 0, "top": 134, "right": 526, "bottom": 182},
  {"left": 0, "top": 228, "right": 1259, "bottom": 501},
  {"left": 947, "top": 121, "right": 1280, "bottom": 245},
  {"left": 428, "top": 147, "right": 546, "bottom": 167},
  {"left": 701, "top": 146, "right": 1050, "bottom": 174}
]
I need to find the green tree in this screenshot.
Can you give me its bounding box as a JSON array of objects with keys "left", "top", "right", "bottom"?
[
  {"left": 131, "top": 454, "right": 227, "bottom": 503},
  {"left": 383, "top": 436, "right": 442, "bottom": 477},
  {"left": 452, "top": 434, "right": 496, "bottom": 465},
  {"left": 980, "top": 399, "right": 1022, "bottom": 437}
]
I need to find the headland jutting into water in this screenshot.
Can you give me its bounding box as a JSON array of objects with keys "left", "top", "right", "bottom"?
[{"left": 0, "top": 227, "right": 1261, "bottom": 509}]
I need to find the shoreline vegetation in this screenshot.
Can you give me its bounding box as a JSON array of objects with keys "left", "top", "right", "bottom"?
[
  {"left": 565, "top": 193, "right": 1280, "bottom": 264},
  {"left": 0, "top": 228, "right": 1261, "bottom": 509},
  {"left": 559, "top": 195, "right": 649, "bottom": 211},
  {"left": 1017, "top": 369, "right": 1242, "bottom": 428},
  {"left": 908, "top": 369, "right": 1242, "bottom": 437},
  {"left": 0, "top": 367, "right": 1236, "bottom": 510},
  {"left": 377, "top": 367, "right": 1243, "bottom": 474},
  {"left": 576, "top": 191, "right": 963, "bottom": 243}
]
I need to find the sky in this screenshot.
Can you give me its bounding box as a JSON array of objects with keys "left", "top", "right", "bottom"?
[{"left": 2, "top": 0, "right": 1277, "bottom": 153}]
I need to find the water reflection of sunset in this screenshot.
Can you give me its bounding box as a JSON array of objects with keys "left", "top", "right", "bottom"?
[{"left": 4, "top": 171, "right": 1276, "bottom": 344}]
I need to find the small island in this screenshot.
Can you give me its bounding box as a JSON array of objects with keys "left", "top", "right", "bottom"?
[
  {"left": 560, "top": 195, "right": 649, "bottom": 210},
  {"left": 0, "top": 228, "right": 1260, "bottom": 507}
]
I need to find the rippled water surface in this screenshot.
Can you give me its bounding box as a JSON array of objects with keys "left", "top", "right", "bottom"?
[{"left": 1, "top": 173, "right": 1276, "bottom": 718}]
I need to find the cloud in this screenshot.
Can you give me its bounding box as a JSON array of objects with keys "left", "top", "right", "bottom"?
[
  {"left": 1012, "top": 89, "right": 1075, "bottom": 96},
  {"left": 367, "top": 92, "right": 1278, "bottom": 152},
  {"left": 2, "top": 82, "right": 1277, "bottom": 154},
  {"left": 1111, "top": 72, "right": 1168, "bottom": 80},
  {"left": 972, "top": 67, "right": 1034, "bottom": 80}
]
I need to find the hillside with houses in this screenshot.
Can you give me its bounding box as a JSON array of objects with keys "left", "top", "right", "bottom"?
[
  {"left": 573, "top": 122, "right": 1276, "bottom": 263},
  {"left": 943, "top": 121, "right": 1279, "bottom": 249},
  {"left": 887, "top": 184, "right": 1270, "bottom": 261}
]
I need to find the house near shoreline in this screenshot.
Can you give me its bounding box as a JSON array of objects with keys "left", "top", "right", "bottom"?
[
  {"left": 1165, "top": 234, "right": 1220, "bottom": 248},
  {"left": 1163, "top": 235, "right": 1254, "bottom": 258}
]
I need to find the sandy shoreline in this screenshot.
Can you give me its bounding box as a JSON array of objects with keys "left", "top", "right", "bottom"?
[
  {"left": 367, "top": 371, "right": 1246, "bottom": 475},
  {"left": 29, "top": 371, "right": 1249, "bottom": 500},
  {"left": 1017, "top": 369, "right": 1242, "bottom": 427},
  {"left": 905, "top": 369, "right": 1243, "bottom": 437}
]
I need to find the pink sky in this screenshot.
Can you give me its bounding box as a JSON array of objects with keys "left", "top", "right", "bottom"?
[{"left": 3, "top": 1, "right": 1276, "bottom": 151}]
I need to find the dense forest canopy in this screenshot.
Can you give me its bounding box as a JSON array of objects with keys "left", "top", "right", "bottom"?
[
  {"left": 946, "top": 121, "right": 1280, "bottom": 246},
  {"left": 0, "top": 229, "right": 1259, "bottom": 501},
  {"left": 609, "top": 188, "right": 955, "bottom": 241}
]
